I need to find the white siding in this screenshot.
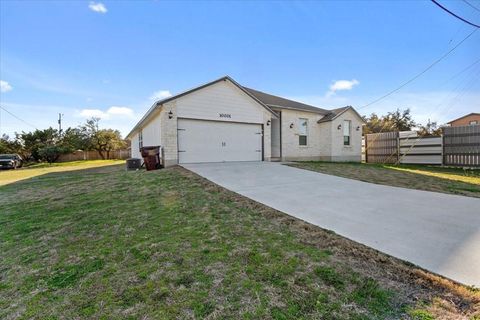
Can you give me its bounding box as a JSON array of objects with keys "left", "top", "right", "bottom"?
[
  {"left": 176, "top": 80, "right": 270, "bottom": 124},
  {"left": 141, "top": 112, "right": 162, "bottom": 148},
  {"left": 131, "top": 133, "right": 141, "bottom": 159}
]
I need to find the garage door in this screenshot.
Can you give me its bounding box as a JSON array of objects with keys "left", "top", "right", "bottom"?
[{"left": 177, "top": 119, "right": 263, "bottom": 164}]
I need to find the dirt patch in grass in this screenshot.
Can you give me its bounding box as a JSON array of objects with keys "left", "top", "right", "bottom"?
[
  {"left": 290, "top": 161, "right": 480, "bottom": 198},
  {"left": 0, "top": 163, "right": 478, "bottom": 319}
]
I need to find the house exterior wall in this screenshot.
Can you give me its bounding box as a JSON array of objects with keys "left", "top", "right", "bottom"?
[
  {"left": 131, "top": 133, "right": 140, "bottom": 159},
  {"left": 156, "top": 80, "right": 273, "bottom": 166},
  {"left": 448, "top": 114, "right": 480, "bottom": 127},
  {"left": 329, "top": 109, "right": 363, "bottom": 162},
  {"left": 280, "top": 109, "right": 325, "bottom": 161},
  {"left": 130, "top": 110, "right": 162, "bottom": 160}
]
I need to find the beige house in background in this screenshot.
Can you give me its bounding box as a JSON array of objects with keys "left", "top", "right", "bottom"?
[
  {"left": 126, "top": 76, "right": 364, "bottom": 167},
  {"left": 447, "top": 113, "right": 480, "bottom": 127}
]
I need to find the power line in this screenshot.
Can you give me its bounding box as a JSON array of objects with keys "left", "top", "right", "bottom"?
[
  {"left": 358, "top": 28, "right": 478, "bottom": 110},
  {"left": 431, "top": 0, "right": 480, "bottom": 28},
  {"left": 0, "top": 105, "right": 38, "bottom": 130},
  {"left": 462, "top": 0, "right": 480, "bottom": 13}
]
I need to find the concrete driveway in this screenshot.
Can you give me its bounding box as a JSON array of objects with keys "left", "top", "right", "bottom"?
[{"left": 182, "top": 162, "right": 480, "bottom": 287}]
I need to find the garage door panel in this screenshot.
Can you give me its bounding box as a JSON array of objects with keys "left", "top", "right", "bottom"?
[{"left": 178, "top": 119, "right": 262, "bottom": 164}]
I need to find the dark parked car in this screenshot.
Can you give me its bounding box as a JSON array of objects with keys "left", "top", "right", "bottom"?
[{"left": 0, "top": 154, "right": 23, "bottom": 169}]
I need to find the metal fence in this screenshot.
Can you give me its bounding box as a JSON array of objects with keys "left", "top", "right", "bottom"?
[
  {"left": 443, "top": 125, "right": 480, "bottom": 167},
  {"left": 57, "top": 150, "right": 131, "bottom": 162}
]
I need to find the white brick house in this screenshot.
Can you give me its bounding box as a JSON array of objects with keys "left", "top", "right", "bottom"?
[{"left": 126, "top": 76, "right": 364, "bottom": 166}]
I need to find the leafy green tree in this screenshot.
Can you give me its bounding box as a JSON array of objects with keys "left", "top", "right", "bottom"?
[
  {"left": 363, "top": 108, "right": 417, "bottom": 134},
  {"left": 17, "top": 127, "right": 75, "bottom": 162},
  {"left": 417, "top": 119, "right": 443, "bottom": 137},
  {"left": 80, "top": 118, "right": 127, "bottom": 159},
  {"left": 0, "top": 134, "right": 23, "bottom": 155}
]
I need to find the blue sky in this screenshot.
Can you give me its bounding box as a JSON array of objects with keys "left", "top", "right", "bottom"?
[{"left": 1, "top": 0, "right": 479, "bottom": 137}]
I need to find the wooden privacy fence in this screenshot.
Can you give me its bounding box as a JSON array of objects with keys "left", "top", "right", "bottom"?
[
  {"left": 443, "top": 125, "right": 480, "bottom": 167},
  {"left": 364, "top": 131, "right": 442, "bottom": 165},
  {"left": 57, "top": 150, "right": 131, "bottom": 162},
  {"left": 364, "top": 131, "right": 398, "bottom": 164}
]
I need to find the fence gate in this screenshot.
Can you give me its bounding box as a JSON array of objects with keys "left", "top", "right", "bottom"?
[
  {"left": 443, "top": 125, "right": 480, "bottom": 167},
  {"left": 365, "top": 131, "right": 399, "bottom": 164}
]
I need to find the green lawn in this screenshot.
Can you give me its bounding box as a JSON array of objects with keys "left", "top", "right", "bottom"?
[
  {"left": 0, "top": 160, "right": 124, "bottom": 186},
  {"left": 0, "top": 162, "right": 478, "bottom": 319},
  {"left": 289, "top": 162, "right": 480, "bottom": 198}
]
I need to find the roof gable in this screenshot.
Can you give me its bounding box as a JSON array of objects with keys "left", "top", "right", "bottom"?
[
  {"left": 126, "top": 76, "right": 276, "bottom": 139},
  {"left": 317, "top": 106, "right": 366, "bottom": 124},
  {"left": 447, "top": 113, "right": 480, "bottom": 124}
]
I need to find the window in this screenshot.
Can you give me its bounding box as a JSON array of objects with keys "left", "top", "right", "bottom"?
[
  {"left": 469, "top": 120, "right": 478, "bottom": 125},
  {"left": 138, "top": 130, "right": 143, "bottom": 149},
  {"left": 343, "top": 120, "right": 351, "bottom": 146},
  {"left": 298, "top": 118, "right": 308, "bottom": 145}
]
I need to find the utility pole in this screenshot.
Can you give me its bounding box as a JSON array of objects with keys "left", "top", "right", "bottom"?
[{"left": 58, "top": 113, "right": 63, "bottom": 134}]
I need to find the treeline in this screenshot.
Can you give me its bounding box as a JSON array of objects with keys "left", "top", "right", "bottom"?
[
  {"left": 0, "top": 118, "right": 127, "bottom": 163},
  {"left": 363, "top": 108, "right": 443, "bottom": 136}
]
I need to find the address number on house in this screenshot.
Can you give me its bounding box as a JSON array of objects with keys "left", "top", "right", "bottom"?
[{"left": 219, "top": 113, "right": 232, "bottom": 118}]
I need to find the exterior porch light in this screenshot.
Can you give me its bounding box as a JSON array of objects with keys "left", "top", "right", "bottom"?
[
  {"left": 290, "top": 123, "right": 294, "bottom": 129},
  {"left": 356, "top": 126, "right": 360, "bottom": 131},
  {"left": 266, "top": 120, "right": 271, "bottom": 126},
  {"left": 168, "top": 111, "right": 173, "bottom": 119},
  {"left": 337, "top": 124, "right": 342, "bottom": 130}
]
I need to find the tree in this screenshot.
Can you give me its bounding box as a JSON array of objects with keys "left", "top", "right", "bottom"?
[
  {"left": 417, "top": 119, "right": 443, "bottom": 137},
  {"left": 363, "top": 108, "right": 417, "bottom": 134},
  {"left": 17, "top": 127, "right": 74, "bottom": 162},
  {"left": 385, "top": 108, "right": 417, "bottom": 132},
  {"left": 0, "top": 134, "right": 22, "bottom": 154},
  {"left": 80, "top": 118, "right": 126, "bottom": 159}
]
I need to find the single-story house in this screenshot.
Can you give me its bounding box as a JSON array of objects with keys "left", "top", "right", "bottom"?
[{"left": 126, "top": 76, "right": 364, "bottom": 166}]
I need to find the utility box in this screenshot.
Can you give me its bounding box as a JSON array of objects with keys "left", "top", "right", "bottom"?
[{"left": 126, "top": 158, "right": 142, "bottom": 170}]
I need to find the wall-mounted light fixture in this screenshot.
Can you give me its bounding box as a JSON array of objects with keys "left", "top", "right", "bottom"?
[
  {"left": 266, "top": 120, "right": 271, "bottom": 126},
  {"left": 168, "top": 111, "right": 173, "bottom": 119},
  {"left": 290, "top": 123, "right": 294, "bottom": 129},
  {"left": 337, "top": 124, "right": 342, "bottom": 130},
  {"left": 356, "top": 126, "right": 360, "bottom": 131}
]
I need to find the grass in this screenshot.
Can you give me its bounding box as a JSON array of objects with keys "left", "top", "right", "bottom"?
[
  {"left": 0, "top": 160, "right": 124, "bottom": 186},
  {"left": 1, "top": 161, "right": 478, "bottom": 319},
  {"left": 289, "top": 162, "right": 480, "bottom": 198}
]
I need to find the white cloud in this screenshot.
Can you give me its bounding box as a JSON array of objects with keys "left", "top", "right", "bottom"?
[
  {"left": 0, "top": 80, "right": 13, "bottom": 93},
  {"left": 327, "top": 79, "right": 359, "bottom": 97},
  {"left": 78, "top": 106, "right": 134, "bottom": 120},
  {"left": 107, "top": 106, "right": 134, "bottom": 117},
  {"left": 79, "top": 108, "right": 107, "bottom": 118},
  {"left": 150, "top": 90, "right": 172, "bottom": 101},
  {"left": 88, "top": 2, "right": 107, "bottom": 13}
]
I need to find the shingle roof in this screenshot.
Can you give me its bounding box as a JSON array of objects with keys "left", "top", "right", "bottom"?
[
  {"left": 242, "top": 87, "right": 330, "bottom": 114},
  {"left": 317, "top": 107, "right": 350, "bottom": 123}
]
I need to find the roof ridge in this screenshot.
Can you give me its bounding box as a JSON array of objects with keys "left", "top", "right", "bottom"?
[{"left": 242, "top": 86, "right": 330, "bottom": 114}]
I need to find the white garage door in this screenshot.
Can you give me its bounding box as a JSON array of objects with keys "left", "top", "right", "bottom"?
[{"left": 177, "top": 119, "right": 263, "bottom": 164}]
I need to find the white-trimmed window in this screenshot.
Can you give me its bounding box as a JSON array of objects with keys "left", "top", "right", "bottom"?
[
  {"left": 469, "top": 120, "right": 478, "bottom": 125},
  {"left": 343, "top": 120, "right": 351, "bottom": 146},
  {"left": 138, "top": 130, "right": 143, "bottom": 149},
  {"left": 299, "top": 118, "right": 308, "bottom": 146}
]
